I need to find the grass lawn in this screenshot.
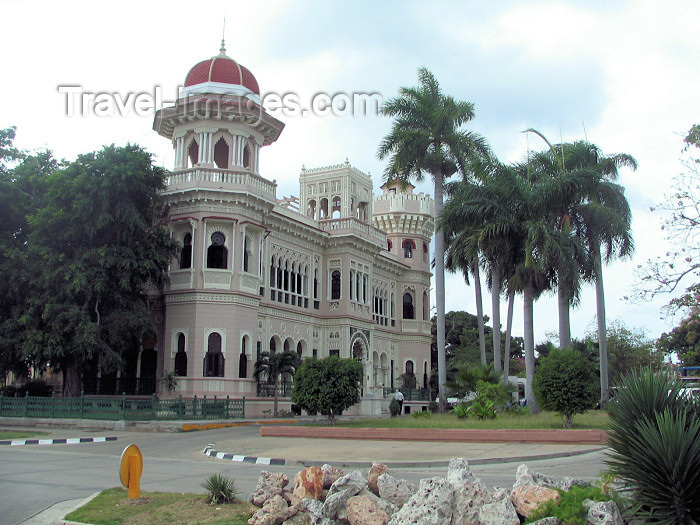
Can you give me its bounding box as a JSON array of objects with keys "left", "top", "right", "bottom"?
[
  {"left": 65, "top": 487, "right": 255, "bottom": 525},
  {"left": 333, "top": 410, "right": 610, "bottom": 430},
  {"left": 0, "top": 430, "right": 48, "bottom": 440}
]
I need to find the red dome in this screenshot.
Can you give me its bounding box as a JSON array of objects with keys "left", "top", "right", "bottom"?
[{"left": 184, "top": 54, "right": 260, "bottom": 95}]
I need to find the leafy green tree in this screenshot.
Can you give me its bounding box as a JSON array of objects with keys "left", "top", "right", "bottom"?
[
  {"left": 18, "top": 144, "right": 178, "bottom": 396},
  {"left": 658, "top": 318, "right": 700, "bottom": 366},
  {"left": 0, "top": 148, "right": 61, "bottom": 380},
  {"left": 533, "top": 348, "right": 598, "bottom": 427},
  {"left": 291, "top": 356, "right": 362, "bottom": 425},
  {"left": 378, "top": 67, "right": 489, "bottom": 411},
  {"left": 253, "top": 350, "right": 301, "bottom": 418}
]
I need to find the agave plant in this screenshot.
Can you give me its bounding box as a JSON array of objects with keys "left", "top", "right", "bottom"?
[
  {"left": 202, "top": 473, "right": 239, "bottom": 505},
  {"left": 606, "top": 367, "right": 700, "bottom": 523}
]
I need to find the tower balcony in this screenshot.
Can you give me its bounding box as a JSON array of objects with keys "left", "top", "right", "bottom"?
[
  {"left": 318, "top": 217, "right": 386, "bottom": 246},
  {"left": 163, "top": 167, "right": 277, "bottom": 202}
]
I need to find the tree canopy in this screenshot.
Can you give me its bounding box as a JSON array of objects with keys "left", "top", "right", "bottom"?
[
  {"left": 291, "top": 356, "right": 362, "bottom": 425},
  {"left": 0, "top": 134, "right": 178, "bottom": 394}
]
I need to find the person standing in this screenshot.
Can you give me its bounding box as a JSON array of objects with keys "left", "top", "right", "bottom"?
[{"left": 395, "top": 390, "right": 404, "bottom": 414}]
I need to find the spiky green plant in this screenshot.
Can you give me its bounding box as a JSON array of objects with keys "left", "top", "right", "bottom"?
[
  {"left": 606, "top": 367, "right": 700, "bottom": 523},
  {"left": 202, "top": 474, "right": 239, "bottom": 505}
]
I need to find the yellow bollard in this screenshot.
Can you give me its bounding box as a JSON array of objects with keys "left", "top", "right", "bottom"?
[{"left": 120, "top": 444, "right": 143, "bottom": 499}]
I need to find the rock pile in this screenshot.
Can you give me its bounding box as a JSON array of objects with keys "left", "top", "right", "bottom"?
[{"left": 247, "top": 458, "right": 623, "bottom": 525}]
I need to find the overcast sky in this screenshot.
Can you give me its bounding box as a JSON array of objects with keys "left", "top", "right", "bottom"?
[{"left": 2, "top": 0, "right": 697, "bottom": 345}]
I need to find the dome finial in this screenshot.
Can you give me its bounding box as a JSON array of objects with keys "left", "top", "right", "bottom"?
[{"left": 219, "top": 17, "right": 227, "bottom": 55}]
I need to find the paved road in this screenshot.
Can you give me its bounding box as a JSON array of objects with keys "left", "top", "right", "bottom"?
[{"left": 0, "top": 425, "right": 610, "bottom": 525}]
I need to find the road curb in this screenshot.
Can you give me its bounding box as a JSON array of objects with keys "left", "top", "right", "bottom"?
[
  {"left": 202, "top": 444, "right": 286, "bottom": 465},
  {"left": 201, "top": 442, "right": 606, "bottom": 469},
  {"left": 0, "top": 436, "right": 117, "bottom": 446}
]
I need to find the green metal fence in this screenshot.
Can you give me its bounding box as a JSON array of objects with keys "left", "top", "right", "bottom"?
[{"left": 0, "top": 393, "right": 245, "bottom": 421}]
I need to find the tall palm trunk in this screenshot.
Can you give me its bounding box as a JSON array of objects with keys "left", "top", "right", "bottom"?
[
  {"left": 557, "top": 285, "right": 572, "bottom": 349},
  {"left": 472, "top": 260, "right": 487, "bottom": 366},
  {"left": 491, "top": 268, "right": 502, "bottom": 372},
  {"left": 434, "top": 176, "right": 448, "bottom": 412},
  {"left": 273, "top": 376, "right": 280, "bottom": 417},
  {"left": 594, "top": 247, "right": 610, "bottom": 407},
  {"left": 523, "top": 282, "right": 538, "bottom": 412},
  {"left": 503, "top": 287, "right": 515, "bottom": 385}
]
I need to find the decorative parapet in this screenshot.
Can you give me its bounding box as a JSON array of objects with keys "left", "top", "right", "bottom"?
[
  {"left": 163, "top": 167, "right": 277, "bottom": 201},
  {"left": 318, "top": 217, "right": 386, "bottom": 245}
]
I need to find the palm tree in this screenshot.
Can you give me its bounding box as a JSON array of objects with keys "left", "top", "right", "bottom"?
[
  {"left": 443, "top": 159, "right": 596, "bottom": 411},
  {"left": 561, "top": 141, "right": 637, "bottom": 406},
  {"left": 442, "top": 232, "right": 487, "bottom": 366},
  {"left": 253, "top": 349, "right": 301, "bottom": 417},
  {"left": 378, "top": 67, "right": 489, "bottom": 411}
]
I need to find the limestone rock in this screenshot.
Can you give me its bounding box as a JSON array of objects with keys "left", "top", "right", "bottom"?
[
  {"left": 446, "top": 458, "right": 475, "bottom": 485},
  {"left": 387, "top": 477, "right": 454, "bottom": 525},
  {"left": 322, "top": 464, "right": 345, "bottom": 489},
  {"left": 356, "top": 487, "right": 399, "bottom": 517},
  {"left": 477, "top": 497, "right": 520, "bottom": 525},
  {"left": 250, "top": 471, "right": 291, "bottom": 507},
  {"left": 555, "top": 477, "right": 590, "bottom": 491},
  {"left": 511, "top": 485, "right": 560, "bottom": 519},
  {"left": 583, "top": 499, "right": 624, "bottom": 525},
  {"left": 512, "top": 464, "right": 554, "bottom": 489},
  {"left": 368, "top": 463, "right": 389, "bottom": 496},
  {"left": 294, "top": 467, "right": 325, "bottom": 500},
  {"left": 529, "top": 518, "right": 562, "bottom": 525},
  {"left": 377, "top": 473, "right": 417, "bottom": 508},
  {"left": 248, "top": 494, "right": 297, "bottom": 525},
  {"left": 282, "top": 490, "right": 303, "bottom": 509},
  {"left": 328, "top": 470, "right": 367, "bottom": 497},
  {"left": 282, "top": 512, "right": 313, "bottom": 525},
  {"left": 491, "top": 487, "right": 509, "bottom": 501},
  {"left": 323, "top": 470, "right": 367, "bottom": 519},
  {"left": 448, "top": 458, "right": 492, "bottom": 525},
  {"left": 346, "top": 495, "right": 391, "bottom": 525}
]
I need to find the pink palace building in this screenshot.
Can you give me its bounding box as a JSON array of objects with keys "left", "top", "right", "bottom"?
[{"left": 145, "top": 44, "right": 435, "bottom": 416}]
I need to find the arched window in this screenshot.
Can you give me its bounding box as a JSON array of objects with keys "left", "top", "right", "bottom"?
[
  {"left": 207, "top": 232, "right": 228, "bottom": 269},
  {"left": 239, "top": 337, "right": 248, "bottom": 379},
  {"left": 174, "top": 333, "right": 188, "bottom": 376},
  {"left": 403, "top": 292, "right": 414, "bottom": 319},
  {"left": 214, "top": 137, "right": 229, "bottom": 169},
  {"left": 188, "top": 140, "right": 199, "bottom": 167},
  {"left": 423, "top": 290, "right": 429, "bottom": 321},
  {"left": 297, "top": 341, "right": 303, "bottom": 358},
  {"left": 180, "top": 233, "right": 192, "bottom": 269},
  {"left": 406, "top": 360, "right": 414, "bottom": 375},
  {"left": 387, "top": 239, "right": 392, "bottom": 251},
  {"left": 403, "top": 240, "right": 414, "bottom": 258},
  {"left": 331, "top": 270, "right": 341, "bottom": 300},
  {"left": 269, "top": 338, "right": 276, "bottom": 353},
  {"left": 243, "top": 235, "right": 251, "bottom": 272},
  {"left": 243, "top": 144, "right": 251, "bottom": 169},
  {"left": 204, "top": 332, "right": 224, "bottom": 377}
]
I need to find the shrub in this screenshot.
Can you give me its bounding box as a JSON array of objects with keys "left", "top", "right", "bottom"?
[
  {"left": 427, "top": 400, "right": 438, "bottom": 413},
  {"left": 533, "top": 349, "right": 597, "bottom": 427},
  {"left": 291, "top": 357, "right": 362, "bottom": 425},
  {"left": 452, "top": 403, "right": 469, "bottom": 419},
  {"left": 606, "top": 367, "right": 700, "bottom": 523},
  {"left": 201, "top": 474, "right": 239, "bottom": 505},
  {"left": 411, "top": 410, "right": 431, "bottom": 419},
  {"left": 525, "top": 485, "right": 611, "bottom": 524},
  {"left": 276, "top": 409, "right": 294, "bottom": 418},
  {"left": 12, "top": 380, "right": 54, "bottom": 397},
  {"left": 389, "top": 398, "right": 401, "bottom": 417},
  {"left": 0, "top": 385, "right": 18, "bottom": 397}
]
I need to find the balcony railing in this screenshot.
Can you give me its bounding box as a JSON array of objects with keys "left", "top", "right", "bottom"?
[{"left": 164, "top": 167, "right": 277, "bottom": 201}]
